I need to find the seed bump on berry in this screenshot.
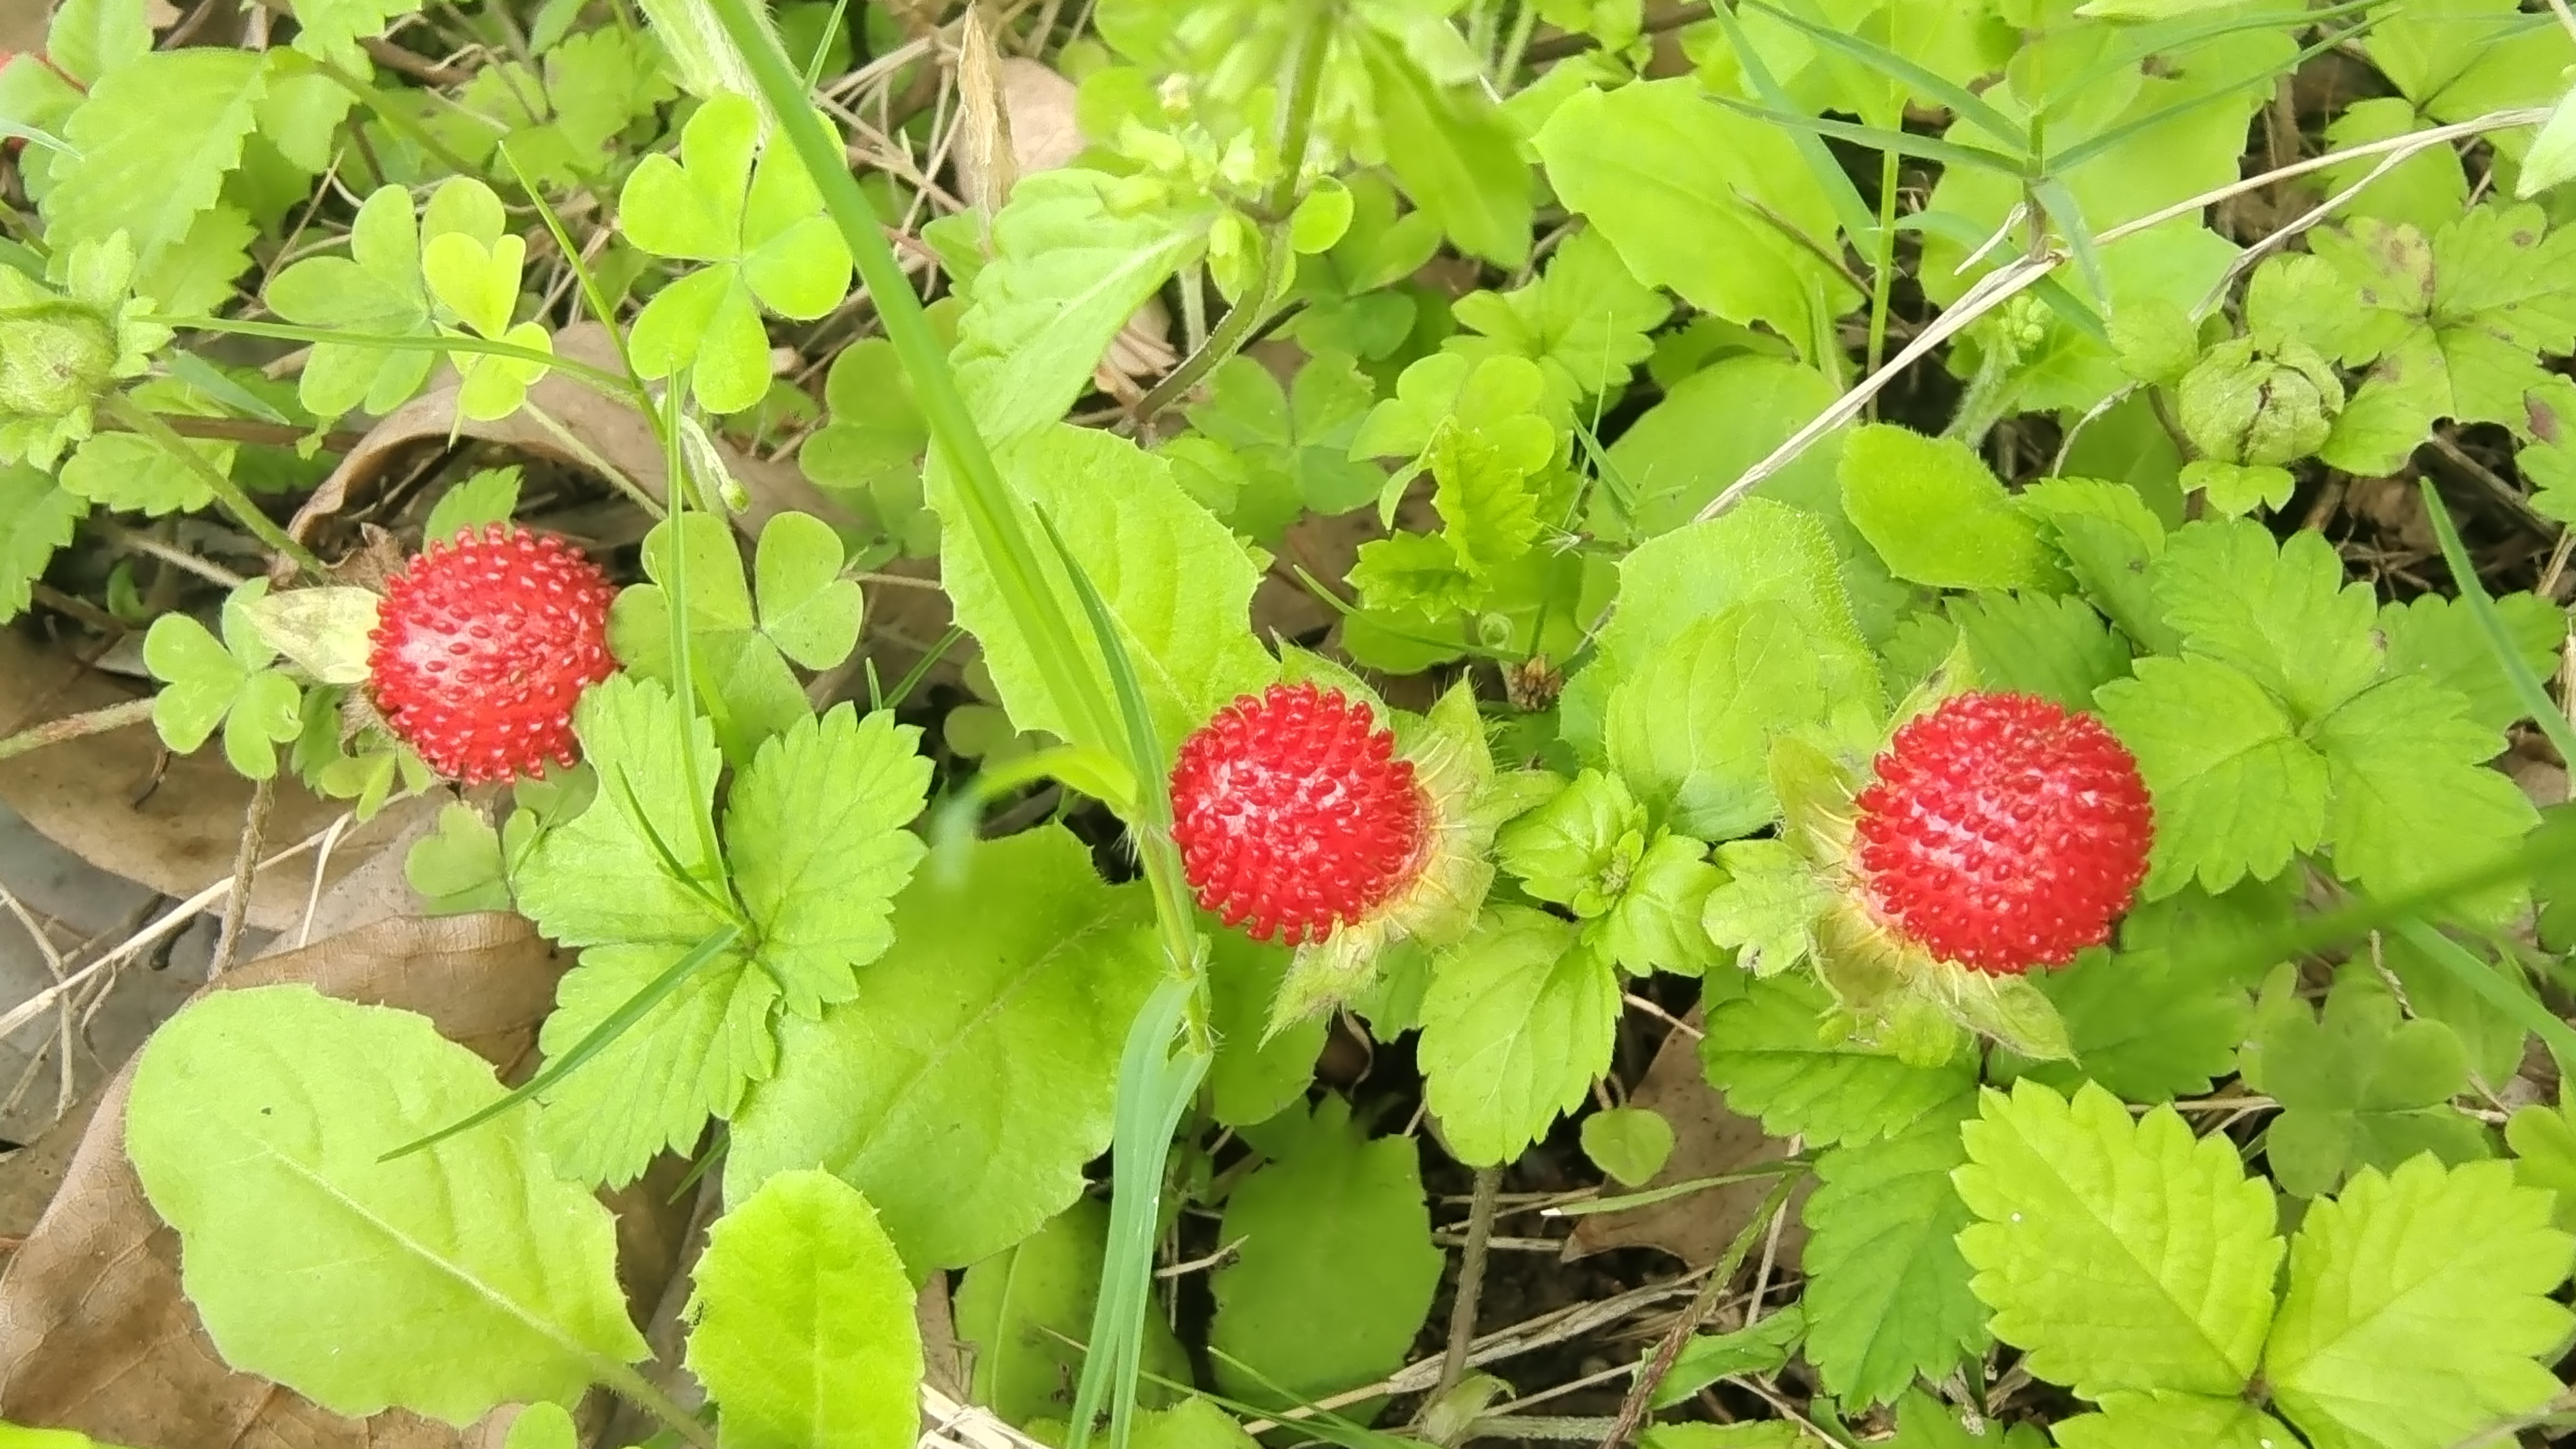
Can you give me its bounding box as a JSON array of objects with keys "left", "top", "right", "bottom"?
[
  {"left": 1851, "top": 690, "right": 2152, "bottom": 973},
  {"left": 367, "top": 524, "right": 618, "bottom": 784},
  {"left": 1170, "top": 682, "right": 1431, "bottom": 946}
]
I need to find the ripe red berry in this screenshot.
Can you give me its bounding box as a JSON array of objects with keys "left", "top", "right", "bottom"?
[
  {"left": 1852, "top": 691, "right": 2152, "bottom": 973},
  {"left": 368, "top": 524, "right": 618, "bottom": 784},
  {"left": 1170, "top": 683, "right": 1431, "bottom": 946}
]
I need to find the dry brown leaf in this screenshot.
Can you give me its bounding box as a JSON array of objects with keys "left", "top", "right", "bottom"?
[
  {"left": 1564, "top": 1014, "right": 1807, "bottom": 1269},
  {"left": 290, "top": 324, "right": 855, "bottom": 549},
  {"left": 0, "top": 629, "right": 423, "bottom": 934},
  {"left": 0, "top": 914, "right": 623, "bottom": 1448}
]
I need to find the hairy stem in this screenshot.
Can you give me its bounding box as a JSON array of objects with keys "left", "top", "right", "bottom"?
[
  {"left": 1593, "top": 1173, "right": 1803, "bottom": 1449},
  {"left": 103, "top": 395, "right": 329, "bottom": 579},
  {"left": 1438, "top": 1167, "right": 1505, "bottom": 1399},
  {"left": 0, "top": 696, "right": 156, "bottom": 763}
]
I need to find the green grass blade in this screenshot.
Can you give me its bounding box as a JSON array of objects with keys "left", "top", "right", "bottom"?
[
  {"left": 2214, "top": 812, "right": 2576, "bottom": 981},
  {"left": 705, "top": 0, "right": 1120, "bottom": 759},
  {"left": 1740, "top": 0, "right": 2025, "bottom": 149},
  {"left": 380, "top": 922, "right": 744, "bottom": 1160},
  {"left": 498, "top": 138, "right": 643, "bottom": 386},
  {"left": 1706, "top": 96, "right": 2027, "bottom": 173},
  {"left": 2391, "top": 919, "right": 2576, "bottom": 1068},
  {"left": 2418, "top": 479, "right": 2576, "bottom": 765},
  {"left": 1896, "top": 206, "right": 2107, "bottom": 342},
  {"left": 1703, "top": 0, "right": 1881, "bottom": 248},
  {"left": 2032, "top": 176, "right": 2113, "bottom": 326}
]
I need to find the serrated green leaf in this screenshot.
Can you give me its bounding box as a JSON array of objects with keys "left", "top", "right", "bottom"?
[
  {"left": 725, "top": 827, "right": 1157, "bottom": 1276},
  {"left": 2313, "top": 674, "right": 2539, "bottom": 921},
  {"left": 516, "top": 674, "right": 729, "bottom": 949},
  {"left": 2508, "top": 1090, "right": 2576, "bottom": 1232},
  {"left": 1209, "top": 1094, "right": 1443, "bottom": 1411},
  {"left": 503, "top": 1402, "right": 576, "bottom": 1449},
  {"left": 2006, "top": 947, "right": 2248, "bottom": 1103},
  {"left": 422, "top": 467, "right": 522, "bottom": 546},
  {"left": 1839, "top": 424, "right": 2058, "bottom": 592},
  {"left": 42, "top": 49, "right": 266, "bottom": 275},
  {"left": 1637, "top": 1427, "right": 1799, "bottom": 1449},
  {"left": 1605, "top": 600, "right": 1876, "bottom": 841},
  {"left": 1801, "top": 1102, "right": 1987, "bottom": 1407},
  {"left": 2094, "top": 655, "right": 2327, "bottom": 897},
  {"left": 934, "top": 424, "right": 1275, "bottom": 758},
  {"left": 59, "top": 430, "right": 236, "bottom": 516},
  {"left": 686, "top": 1170, "right": 921, "bottom": 1449},
  {"left": 47, "top": 0, "right": 150, "bottom": 85},
  {"left": 2265, "top": 1157, "right": 2575, "bottom": 1449},
  {"left": 1949, "top": 592, "right": 2128, "bottom": 713},
  {"left": 1447, "top": 229, "right": 1669, "bottom": 409},
  {"left": 951, "top": 169, "right": 1215, "bottom": 446},
  {"left": 2018, "top": 477, "right": 2173, "bottom": 653},
  {"left": 2049, "top": 1393, "right": 2295, "bottom": 1449},
  {"left": 954, "top": 1198, "right": 1190, "bottom": 1429},
  {"left": 2239, "top": 964, "right": 2490, "bottom": 1199},
  {"left": 2378, "top": 590, "right": 2566, "bottom": 736},
  {"left": 1419, "top": 907, "right": 1618, "bottom": 1167},
  {"left": 125, "top": 986, "right": 646, "bottom": 1424},
  {"left": 0, "top": 462, "right": 86, "bottom": 622},
  {"left": 726, "top": 705, "right": 930, "bottom": 1018},
  {"left": 1496, "top": 768, "right": 1645, "bottom": 916},
  {"left": 1700, "top": 838, "right": 1833, "bottom": 978},
  {"left": 1596, "top": 831, "right": 1727, "bottom": 977},
  {"left": 287, "top": 0, "right": 427, "bottom": 66},
  {"left": 1954, "top": 1080, "right": 2283, "bottom": 1401},
  {"left": 2154, "top": 521, "right": 2380, "bottom": 724},
  {"left": 1700, "top": 972, "right": 1974, "bottom": 1147}
]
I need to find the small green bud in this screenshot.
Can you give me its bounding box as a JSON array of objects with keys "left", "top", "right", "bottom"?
[{"left": 2176, "top": 336, "right": 2345, "bottom": 468}]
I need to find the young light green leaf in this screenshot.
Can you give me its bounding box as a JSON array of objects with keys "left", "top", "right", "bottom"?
[
  {"left": 1838, "top": 425, "right": 2060, "bottom": 592},
  {"left": 1209, "top": 1095, "right": 1444, "bottom": 1409},
  {"left": 404, "top": 803, "right": 512, "bottom": 915},
  {"left": 954, "top": 1198, "right": 1191, "bottom": 1429},
  {"left": 1595, "top": 832, "right": 1728, "bottom": 977},
  {"left": 2093, "top": 656, "right": 2328, "bottom": 897},
  {"left": 1581, "top": 1106, "right": 1676, "bottom": 1188},
  {"left": 1419, "top": 907, "right": 1618, "bottom": 1167},
  {"left": 1700, "top": 973, "right": 1975, "bottom": 1148},
  {"left": 1599, "top": 356, "right": 1843, "bottom": 542},
  {"left": 1447, "top": 230, "right": 1671, "bottom": 410},
  {"left": 2508, "top": 1091, "right": 2576, "bottom": 1232},
  {"left": 1801, "top": 1102, "right": 1988, "bottom": 1407},
  {"left": 265, "top": 185, "right": 439, "bottom": 419},
  {"left": 1954, "top": 1080, "right": 2284, "bottom": 1401},
  {"left": 2018, "top": 477, "right": 2172, "bottom": 654},
  {"left": 2516, "top": 84, "right": 2576, "bottom": 199},
  {"left": 422, "top": 466, "right": 523, "bottom": 545},
  {"left": 503, "top": 1402, "right": 577, "bottom": 1449},
  {"left": 687, "top": 1170, "right": 922, "bottom": 1449},
  {"left": 287, "top": 0, "right": 428, "bottom": 67},
  {"left": 1700, "top": 838, "right": 1834, "bottom": 978},
  {"left": 725, "top": 827, "right": 1157, "bottom": 1276},
  {"left": 2264, "top": 1157, "right": 2575, "bottom": 1449},
  {"left": 725, "top": 705, "right": 931, "bottom": 1019},
  {"left": 125, "top": 986, "right": 646, "bottom": 1424},
  {"left": 143, "top": 595, "right": 303, "bottom": 781},
  {"left": 1534, "top": 79, "right": 1855, "bottom": 359},
  {"left": 2237, "top": 964, "right": 2489, "bottom": 1199},
  {"left": 609, "top": 512, "right": 809, "bottom": 764},
  {"left": 752, "top": 510, "right": 863, "bottom": 669},
  {"left": 1496, "top": 769, "right": 1646, "bottom": 916},
  {"left": 934, "top": 425, "right": 1276, "bottom": 757},
  {"left": 59, "top": 429, "right": 235, "bottom": 517}
]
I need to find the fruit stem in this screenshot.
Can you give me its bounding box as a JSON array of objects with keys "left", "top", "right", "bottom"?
[
  {"left": 103, "top": 395, "right": 329, "bottom": 580},
  {"left": 0, "top": 695, "right": 155, "bottom": 763}
]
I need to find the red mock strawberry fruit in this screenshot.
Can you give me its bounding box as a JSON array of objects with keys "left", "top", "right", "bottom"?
[
  {"left": 368, "top": 524, "right": 618, "bottom": 784},
  {"left": 1171, "top": 683, "right": 1431, "bottom": 946},
  {"left": 1852, "top": 690, "right": 2152, "bottom": 973}
]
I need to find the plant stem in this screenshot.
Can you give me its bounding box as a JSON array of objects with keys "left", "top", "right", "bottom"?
[
  {"left": 0, "top": 696, "right": 155, "bottom": 763},
  {"left": 1592, "top": 1173, "right": 1802, "bottom": 1449},
  {"left": 209, "top": 776, "right": 274, "bottom": 978},
  {"left": 311, "top": 55, "right": 483, "bottom": 180},
  {"left": 599, "top": 1362, "right": 720, "bottom": 1449},
  {"left": 1438, "top": 1166, "right": 1505, "bottom": 1399},
  {"left": 1863, "top": 146, "right": 1900, "bottom": 407},
  {"left": 103, "top": 396, "right": 330, "bottom": 579},
  {"left": 1126, "top": 1, "right": 1336, "bottom": 429}
]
